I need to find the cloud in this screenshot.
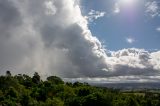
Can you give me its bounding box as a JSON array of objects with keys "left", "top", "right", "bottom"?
[
  {"left": 126, "top": 37, "right": 135, "bottom": 44},
  {"left": 64, "top": 75, "right": 160, "bottom": 83},
  {"left": 85, "top": 10, "right": 106, "bottom": 22},
  {"left": 113, "top": 3, "right": 120, "bottom": 14},
  {"left": 145, "top": 1, "right": 160, "bottom": 18},
  {"left": 44, "top": 0, "right": 57, "bottom": 15},
  {"left": 156, "top": 27, "right": 160, "bottom": 32},
  {"left": 0, "top": 0, "right": 108, "bottom": 78},
  {"left": 0, "top": 0, "right": 160, "bottom": 83},
  {"left": 106, "top": 48, "right": 160, "bottom": 76}
]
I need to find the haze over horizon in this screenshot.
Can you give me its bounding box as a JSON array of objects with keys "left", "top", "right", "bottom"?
[{"left": 0, "top": 0, "right": 160, "bottom": 83}]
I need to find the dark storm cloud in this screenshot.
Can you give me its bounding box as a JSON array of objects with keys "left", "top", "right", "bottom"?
[{"left": 0, "top": 0, "right": 22, "bottom": 68}]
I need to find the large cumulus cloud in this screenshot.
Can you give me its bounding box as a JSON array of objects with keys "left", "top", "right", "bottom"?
[
  {"left": 106, "top": 48, "right": 160, "bottom": 76},
  {"left": 0, "top": 0, "right": 159, "bottom": 81},
  {"left": 0, "top": 0, "right": 108, "bottom": 77}
]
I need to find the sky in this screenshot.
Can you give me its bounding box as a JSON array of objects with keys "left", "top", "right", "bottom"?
[
  {"left": 0, "top": 0, "right": 160, "bottom": 83},
  {"left": 81, "top": 0, "right": 160, "bottom": 51}
]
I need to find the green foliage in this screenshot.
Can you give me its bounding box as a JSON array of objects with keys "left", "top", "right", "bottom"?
[
  {"left": 6, "top": 87, "right": 18, "bottom": 98},
  {"left": 0, "top": 76, "right": 19, "bottom": 90},
  {"left": 32, "top": 72, "right": 41, "bottom": 84},
  {"left": 77, "top": 87, "right": 92, "bottom": 97},
  {"left": 47, "top": 76, "right": 64, "bottom": 85},
  {"left": 0, "top": 71, "right": 160, "bottom": 106},
  {"left": 65, "top": 96, "right": 82, "bottom": 106},
  {"left": 20, "top": 94, "right": 30, "bottom": 106},
  {"left": 46, "top": 98, "right": 64, "bottom": 106}
]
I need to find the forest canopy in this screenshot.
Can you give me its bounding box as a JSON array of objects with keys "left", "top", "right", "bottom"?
[{"left": 0, "top": 71, "right": 160, "bottom": 106}]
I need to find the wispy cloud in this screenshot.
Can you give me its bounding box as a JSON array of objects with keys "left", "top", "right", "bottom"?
[
  {"left": 113, "top": 3, "right": 120, "bottom": 14},
  {"left": 145, "top": 1, "right": 160, "bottom": 18},
  {"left": 126, "top": 37, "right": 135, "bottom": 44},
  {"left": 85, "top": 10, "right": 106, "bottom": 22},
  {"left": 156, "top": 27, "right": 160, "bottom": 32}
]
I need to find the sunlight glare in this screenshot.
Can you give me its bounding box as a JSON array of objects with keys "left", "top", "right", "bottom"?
[
  {"left": 121, "top": 0, "right": 134, "bottom": 3},
  {"left": 120, "top": 0, "right": 137, "bottom": 5}
]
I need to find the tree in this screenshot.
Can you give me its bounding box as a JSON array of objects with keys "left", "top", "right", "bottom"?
[
  {"left": 1, "top": 72, "right": 160, "bottom": 106},
  {"left": 47, "top": 76, "right": 64, "bottom": 85},
  {"left": 46, "top": 98, "right": 64, "bottom": 106},
  {"left": 73, "top": 81, "right": 83, "bottom": 87},
  {"left": 82, "top": 92, "right": 112, "bottom": 106},
  {"left": 20, "top": 94, "right": 30, "bottom": 106},
  {"left": 6, "top": 70, "right": 11, "bottom": 77},
  {"left": 77, "top": 87, "right": 91, "bottom": 97},
  {"left": 65, "top": 97, "right": 82, "bottom": 106},
  {"left": 126, "top": 96, "right": 139, "bottom": 106},
  {"left": 0, "top": 76, "right": 19, "bottom": 89},
  {"left": 66, "top": 82, "right": 73, "bottom": 87},
  {"left": 32, "top": 72, "right": 40, "bottom": 84},
  {"left": 6, "top": 87, "right": 18, "bottom": 98},
  {"left": 14, "top": 74, "right": 33, "bottom": 88}
]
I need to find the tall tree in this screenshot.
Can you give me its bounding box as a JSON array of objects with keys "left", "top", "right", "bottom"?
[
  {"left": 6, "top": 71, "right": 11, "bottom": 77},
  {"left": 32, "top": 72, "right": 40, "bottom": 84}
]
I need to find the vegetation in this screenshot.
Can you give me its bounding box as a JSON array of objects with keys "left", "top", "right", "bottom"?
[{"left": 1, "top": 71, "right": 160, "bottom": 106}]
